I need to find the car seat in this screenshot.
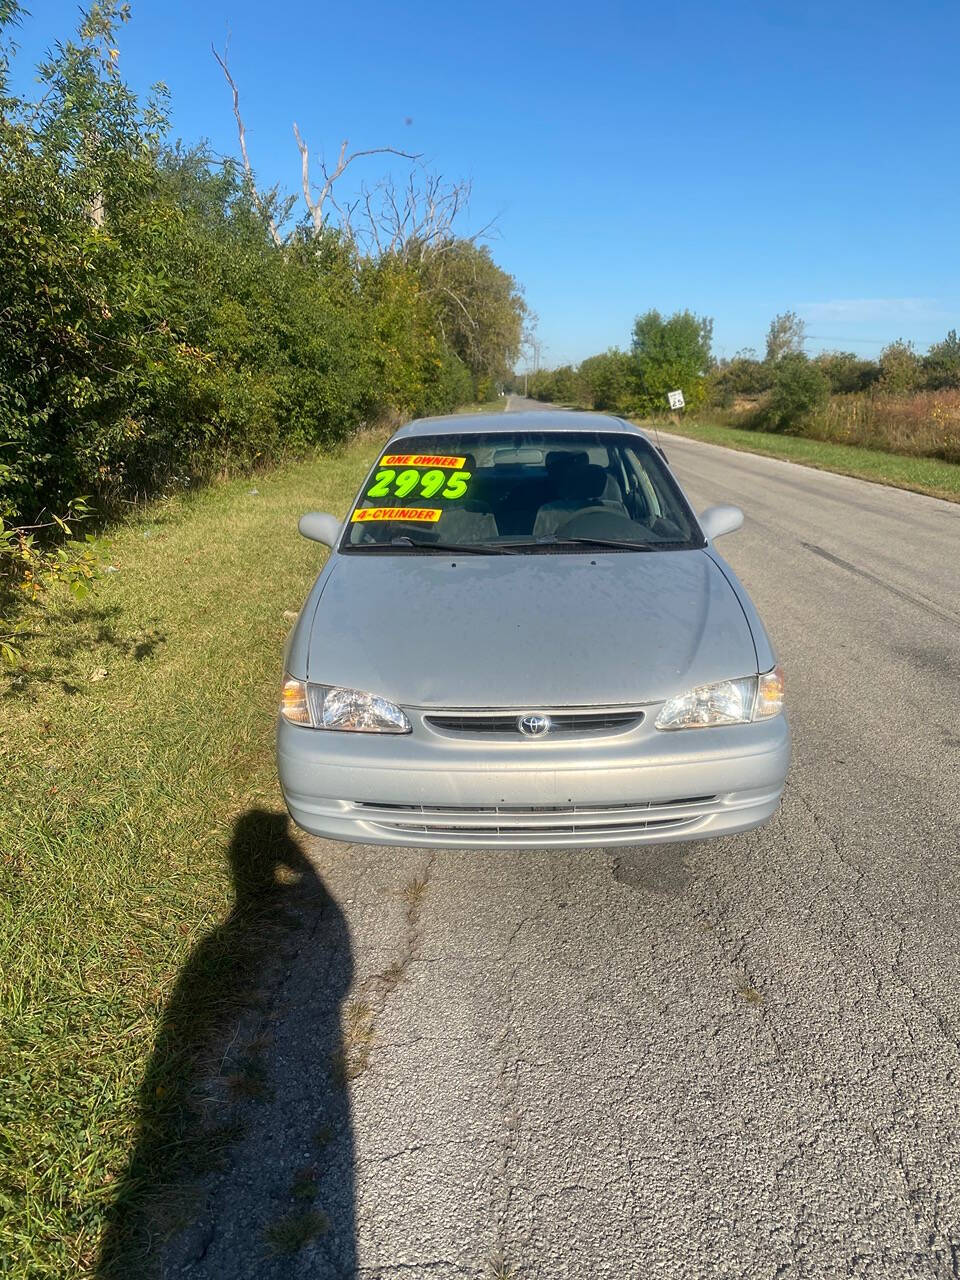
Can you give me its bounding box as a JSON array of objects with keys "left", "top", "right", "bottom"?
[{"left": 532, "top": 462, "right": 628, "bottom": 537}]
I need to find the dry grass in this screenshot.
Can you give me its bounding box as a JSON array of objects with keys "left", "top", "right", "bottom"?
[
  {"left": 717, "top": 388, "right": 960, "bottom": 464},
  {"left": 331, "top": 999, "right": 377, "bottom": 1083},
  {"left": 400, "top": 874, "right": 430, "bottom": 925},
  {"left": 486, "top": 1252, "right": 519, "bottom": 1279},
  {"left": 814, "top": 389, "right": 960, "bottom": 463}
]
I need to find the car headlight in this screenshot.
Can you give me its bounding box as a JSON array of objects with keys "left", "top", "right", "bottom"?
[
  {"left": 655, "top": 666, "right": 784, "bottom": 730},
  {"left": 280, "top": 678, "right": 411, "bottom": 733}
]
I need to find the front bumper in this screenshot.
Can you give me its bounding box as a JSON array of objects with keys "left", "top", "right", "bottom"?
[{"left": 277, "top": 708, "right": 791, "bottom": 849}]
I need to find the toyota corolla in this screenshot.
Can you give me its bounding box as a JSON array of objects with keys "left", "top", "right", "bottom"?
[{"left": 277, "top": 411, "right": 790, "bottom": 848}]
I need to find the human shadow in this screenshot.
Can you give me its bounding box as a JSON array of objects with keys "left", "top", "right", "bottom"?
[{"left": 98, "top": 809, "right": 355, "bottom": 1278}]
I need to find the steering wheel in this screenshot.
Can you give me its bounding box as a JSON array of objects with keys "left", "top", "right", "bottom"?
[{"left": 554, "top": 507, "right": 643, "bottom": 539}]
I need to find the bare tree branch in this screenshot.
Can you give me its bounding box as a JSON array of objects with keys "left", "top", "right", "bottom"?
[
  {"left": 290, "top": 128, "right": 420, "bottom": 236},
  {"left": 344, "top": 167, "right": 487, "bottom": 261},
  {"left": 211, "top": 48, "right": 486, "bottom": 255},
  {"left": 292, "top": 121, "right": 318, "bottom": 229},
  {"left": 211, "top": 43, "right": 283, "bottom": 247}
]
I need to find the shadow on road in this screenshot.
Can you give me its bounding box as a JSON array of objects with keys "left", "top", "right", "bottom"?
[{"left": 97, "top": 808, "right": 355, "bottom": 1278}]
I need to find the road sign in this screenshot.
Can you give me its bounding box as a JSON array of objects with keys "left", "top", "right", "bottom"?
[{"left": 667, "top": 389, "right": 685, "bottom": 411}]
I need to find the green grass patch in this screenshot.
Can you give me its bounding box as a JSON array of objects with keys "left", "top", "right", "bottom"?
[
  {"left": 0, "top": 433, "right": 385, "bottom": 1277},
  {"left": 645, "top": 417, "right": 960, "bottom": 502}
]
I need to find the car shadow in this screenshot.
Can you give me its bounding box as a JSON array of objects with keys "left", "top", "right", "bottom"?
[{"left": 97, "top": 808, "right": 355, "bottom": 1278}]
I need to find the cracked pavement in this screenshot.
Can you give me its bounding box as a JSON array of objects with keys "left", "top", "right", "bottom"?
[{"left": 162, "top": 420, "right": 960, "bottom": 1278}]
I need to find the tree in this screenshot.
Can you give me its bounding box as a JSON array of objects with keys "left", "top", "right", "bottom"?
[
  {"left": 415, "top": 241, "right": 526, "bottom": 388},
  {"left": 708, "top": 350, "right": 773, "bottom": 406},
  {"left": 578, "top": 350, "right": 634, "bottom": 411},
  {"left": 813, "top": 351, "right": 880, "bottom": 395},
  {"left": 630, "top": 310, "right": 713, "bottom": 414},
  {"left": 879, "top": 339, "right": 921, "bottom": 393},
  {"left": 766, "top": 354, "right": 830, "bottom": 432},
  {"left": 923, "top": 329, "right": 960, "bottom": 390},
  {"left": 765, "top": 311, "right": 806, "bottom": 363}
]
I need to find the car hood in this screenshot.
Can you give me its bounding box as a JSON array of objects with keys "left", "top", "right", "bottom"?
[{"left": 305, "top": 550, "right": 757, "bottom": 709}]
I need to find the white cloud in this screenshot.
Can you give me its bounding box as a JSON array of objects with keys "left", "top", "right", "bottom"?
[{"left": 798, "top": 298, "right": 943, "bottom": 325}]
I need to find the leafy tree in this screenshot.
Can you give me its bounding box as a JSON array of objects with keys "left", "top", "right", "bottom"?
[
  {"left": 765, "top": 353, "right": 830, "bottom": 432},
  {"left": 765, "top": 311, "right": 806, "bottom": 363},
  {"left": 879, "top": 339, "right": 921, "bottom": 393},
  {"left": 579, "top": 350, "right": 634, "bottom": 412},
  {"left": 923, "top": 329, "right": 960, "bottom": 390},
  {"left": 708, "top": 351, "right": 774, "bottom": 406},
  {"left": 631, "top": 309, "right": 713, "bottom": 414},
  {"left": 415, "top": 240, "right": 526, "bottom": 387},
  {"left": 813, "top": 351, "right": 881, "bottom": 395}
]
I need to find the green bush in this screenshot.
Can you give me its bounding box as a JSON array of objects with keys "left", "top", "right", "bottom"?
[
  {"left": 764, "top": 354, "right": 831, "bottom": 433},
  {"left": 708, "top": 354, "right": 774, "bottom": 407},
  {"left": 579, "top": 350, "right": 634, "bottom": 412},
  {"left": 813, "top": 351, "right": 881, "bottom": 395},
  {"left": 878, "top": 340, "right": 922, "bottom": 394}
]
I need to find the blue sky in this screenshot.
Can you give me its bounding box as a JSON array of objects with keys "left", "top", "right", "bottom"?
[{"left": 9, "top": 0, "right": 960, "bottom": 367}]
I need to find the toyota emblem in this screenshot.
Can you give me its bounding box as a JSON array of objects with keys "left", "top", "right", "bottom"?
[{"left": 518, "top": 713, "right": 551, "bottom": 737}]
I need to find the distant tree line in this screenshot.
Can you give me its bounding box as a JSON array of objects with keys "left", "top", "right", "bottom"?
[{"left": 523, "top": 309, "right": 960, "bottom": 460}]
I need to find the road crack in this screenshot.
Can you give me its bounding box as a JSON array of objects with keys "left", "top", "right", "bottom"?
[{"left": 335, "top": 852, "right": 436, "bottom": 1084}]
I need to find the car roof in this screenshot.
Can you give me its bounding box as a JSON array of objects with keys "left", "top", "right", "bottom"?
[{"left": 390, "top": 409, "right": 651, "bottom": 442}]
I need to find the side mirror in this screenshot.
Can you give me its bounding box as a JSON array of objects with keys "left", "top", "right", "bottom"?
[
  {"left": 298, "top": 511, "right": 342, "bottom": 547},
  {"left": 699, "top": 504, "right": 744, "bottom": 541}
]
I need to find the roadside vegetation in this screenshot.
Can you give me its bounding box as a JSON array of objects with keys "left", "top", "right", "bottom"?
[
  {"left": 0, "top": 0, "right": 524, "bottom": 665},
  {"left": 0, "top": 434, "right": 382, "bottom": 1276},
  {"left": 522, "top": 310, "right": 960, "bottom": 498}
]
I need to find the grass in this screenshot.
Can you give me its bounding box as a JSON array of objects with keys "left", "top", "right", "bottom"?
[
  {"left": 644, "top": 416, "right": 960, "bottom": 502},
  {"left": 0, "top": 431, "right": 386, "bottom": 1277}
]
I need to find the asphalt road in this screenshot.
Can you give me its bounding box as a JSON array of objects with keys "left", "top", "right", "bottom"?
[{"left": 163, "top": 400, "right": 960, "bottom": 1279}]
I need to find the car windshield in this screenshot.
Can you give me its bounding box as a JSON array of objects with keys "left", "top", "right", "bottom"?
[{"left": 342, "top": 430, "right": 704, "bottom": 553}]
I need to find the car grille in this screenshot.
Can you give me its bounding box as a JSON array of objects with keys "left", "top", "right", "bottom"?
[
  {"left": 352, "top": 795, "right": 718, "bottom": 841},
  {"left": 424, "top": 709, "right": 644, "bottom": 736}
]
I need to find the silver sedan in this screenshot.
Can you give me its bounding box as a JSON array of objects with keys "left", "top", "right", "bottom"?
[{"left": 277, "top": 411, "right": 790, "bottom": 848}]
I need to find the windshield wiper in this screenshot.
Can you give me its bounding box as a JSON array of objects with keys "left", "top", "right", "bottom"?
[
  {"left": 530, "top": 536, "right": 667, "bottom": 552},
  {"left": 350, "top": 536, "right": 517, "bottom": 555}
]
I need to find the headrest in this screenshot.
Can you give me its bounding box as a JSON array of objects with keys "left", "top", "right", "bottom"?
[
  {"left": 546, "top": 449, "right": 589, "bottom": 473},
  {"left": 556, "top": 462, "right": 607, "bottom": 500}
]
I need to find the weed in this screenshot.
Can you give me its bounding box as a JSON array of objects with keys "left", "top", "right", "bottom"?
[
  {"left": 291, "top": 1167, "right": 319, "bottom": 1200},
  {"left": 487, "top": 1251, "right": 519, "bottom": 1279},
  {"left": 376, "top": 958, "right": 408, "bottom": 994},
  {"left": 331, "top": 999, "right": 376, "bottom": 1083},
  {"left": 400, "top": 874, "right": 430, "bottom": 925},
  {"left": 313, "top": 1123, "right": 334, "bottom": 1151},
  {"left": 264, "top": 1209, "right": 330, "bottom": 1255}
]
